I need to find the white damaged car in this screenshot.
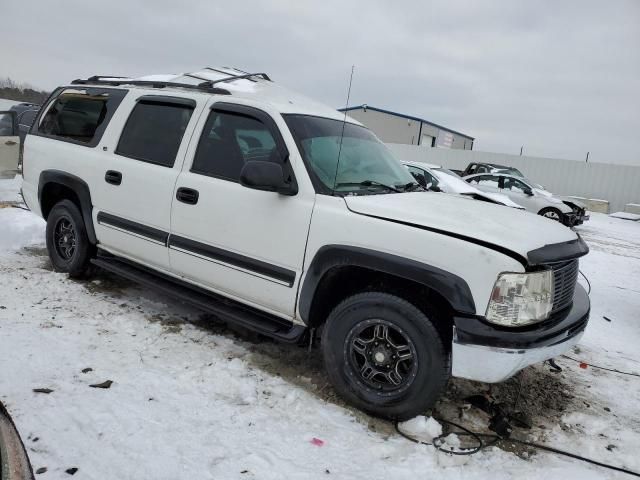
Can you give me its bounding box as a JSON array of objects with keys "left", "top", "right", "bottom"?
[{"left": 403, "top": 161, "right": 524, "bottom": 209}]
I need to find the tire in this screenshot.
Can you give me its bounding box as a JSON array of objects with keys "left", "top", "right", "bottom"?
[
  {"left": 539, "top": 207, "right": 563, "bottom": 222},
  {"left": 321, "top": 292, "right": 450, "bottom": 420},
  {"left": 45, "top": 199, "right": 94, "bottom": 278}
]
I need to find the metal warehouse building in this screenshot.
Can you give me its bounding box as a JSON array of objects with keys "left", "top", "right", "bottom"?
[{"left": 339, "top": 105, "right": 474, "bottom": 150}]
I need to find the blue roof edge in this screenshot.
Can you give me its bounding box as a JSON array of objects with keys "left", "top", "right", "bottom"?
[{"left": 338, "top": 105, "right": 474, "bottom": 140}]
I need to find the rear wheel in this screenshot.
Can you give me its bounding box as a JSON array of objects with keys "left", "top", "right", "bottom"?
[
  {"left": 46, "top": 199, "right": 94, "bottom": 278},
  {"left": 539, "top": 207, "right": 563, "bottom": 222},
  {"left": 321, "top": 292, "right": 450, "bottom": 420}
]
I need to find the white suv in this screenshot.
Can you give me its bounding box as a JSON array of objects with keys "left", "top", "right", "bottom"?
[{"left": 21, "top": 68, "right": 590, "bottom": 420}]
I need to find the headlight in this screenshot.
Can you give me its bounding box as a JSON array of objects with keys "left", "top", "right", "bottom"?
[{"left": 486, "top": 271, "right": 554, "bottom": 327}]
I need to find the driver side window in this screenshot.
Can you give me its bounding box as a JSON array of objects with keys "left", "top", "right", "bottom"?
[
  {"left": 503, "top": 177, "right": 529, "bottom": 193},
  {"left": 191, "top": 110, "right": 281, "bottom": 182}
]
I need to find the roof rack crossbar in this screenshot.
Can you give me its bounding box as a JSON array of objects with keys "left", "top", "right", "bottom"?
[
  {"left": 203, "top": 67, "right": 255, "bottom": 80},
  {"left": 183, "top": 73, "right": 213, "bottom": 82},
  {"left": 201, "top": 69, "right": 271, "bottom": 85},
  {"left": 70, "top": 78, "right": 231, "bottom": 95},
  {"left": 87, "top": 75, "right": 132, "bottom": 81}
]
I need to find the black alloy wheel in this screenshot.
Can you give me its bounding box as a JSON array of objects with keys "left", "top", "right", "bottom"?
[
  {"left": 53, "top": 217, "right": 77, "bottom": 260},
  {"left": 322, "top": 292, "right": 450, "bottom": 420},
  {"left": 346, "top": 320, "right": 418, "bottom": 395},
  {"left": 46, "top": 199, "right": 94, "bottom": 277}
]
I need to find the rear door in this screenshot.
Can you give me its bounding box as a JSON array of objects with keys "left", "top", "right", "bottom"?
[
  {"left": 90, "top": 94, "right": 203, "bottom": 271},
  {"left": 0, "top": 111, "right": 19, "bottom": 176},
  {"left": 169, "top": 101, "right": 315, "bottom": 318}
]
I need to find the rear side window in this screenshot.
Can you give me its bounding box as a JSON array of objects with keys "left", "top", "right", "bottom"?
[
  {"left": 467, "top": 175, "right": 500, "bottom": 188},
  {"left": 36, "top": 88, "right": 126, "bottom": 146},
  {"left": 116, "top": 101, "right": 194, "bottom": 167},
  {"left": 191, "top": 110, "right": 281, "bottom": 181}
]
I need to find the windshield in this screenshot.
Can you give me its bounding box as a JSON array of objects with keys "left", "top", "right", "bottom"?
[
  {"left": 434, "top": 167, "right": 461, "bottom": 177},
  {"left": 284, "top": 115, "right": 416, "bottom": 194}
]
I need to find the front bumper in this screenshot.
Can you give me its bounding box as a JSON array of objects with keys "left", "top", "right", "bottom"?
[
  {"left": 561, "top": 212, "right": 578, "bottom": 226},
  {"left": 451, "top": 283, "right": 590, "bottom": 383}
]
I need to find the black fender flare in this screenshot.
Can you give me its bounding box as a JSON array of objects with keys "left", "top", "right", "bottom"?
[
  {"left": 298, "top": 245, "right": 476, "bottom": 323},
  {"left": 38, "top": 170, "right": 97, "bottom": 244}
]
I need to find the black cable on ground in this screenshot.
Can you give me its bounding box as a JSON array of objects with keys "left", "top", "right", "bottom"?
[
  {"left": 507, "top": 437, "right": 640, "bottom": 478},
  {"left": 578, "top": 270, "right": 591, "bottom": 295},
  {"left": 395, "top": 417, "right": 640, "bottom": 477},
  {"left": 562, "top": 355, "right": 640, "bottom": 378}
]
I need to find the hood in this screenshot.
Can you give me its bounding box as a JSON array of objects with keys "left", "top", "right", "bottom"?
[
  {"left": 344, "top": 192, "right": 581, "bottom": 265},
  {"left": 462, "top": 191, "right": 525, "bottom": 209},
  {"left": 560, "top": 196, "right": 587, "bottom": 210}
]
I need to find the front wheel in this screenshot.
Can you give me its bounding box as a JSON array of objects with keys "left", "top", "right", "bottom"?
[
  {"left": 539, "top": 207, "right": 563, "bottom": 222},
  {"left": 321, "top": 292, "right": 450, "bottom": 420},
  {"left": 46, "top": 199, "right": 95, "bottom": 278}
]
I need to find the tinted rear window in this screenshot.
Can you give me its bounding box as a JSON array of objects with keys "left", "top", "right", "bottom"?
[
  {"left": 35, "top": 88, "right": 126, "bottom": 146},
  {"left": 116, "top": 101, "right": 194, "bottom": 167}
]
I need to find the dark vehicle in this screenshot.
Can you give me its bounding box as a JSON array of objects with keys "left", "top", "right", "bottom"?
[{"left": 10, "top": 103, "right": 41, "bottom": 143}]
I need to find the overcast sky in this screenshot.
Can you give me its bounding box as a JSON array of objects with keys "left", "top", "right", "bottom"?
[{"left": 3, "top": 0, "right": 639, "bottom": 164}]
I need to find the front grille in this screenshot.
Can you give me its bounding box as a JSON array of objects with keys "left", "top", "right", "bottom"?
[{"left": 549, "top": 259, "right": 579, "bottom": 313}]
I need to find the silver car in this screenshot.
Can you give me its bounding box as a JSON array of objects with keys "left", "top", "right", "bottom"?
[{"left": 463, "top": 173, "right": 577, "bottom": 226}]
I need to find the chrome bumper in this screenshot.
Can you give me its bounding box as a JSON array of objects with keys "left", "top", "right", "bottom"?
[
  {"left": 452, "top": 329, "right": 584, "bottom": 382},
  {"left": 451, "top": 284, "right": 590, "bottom": 383}
]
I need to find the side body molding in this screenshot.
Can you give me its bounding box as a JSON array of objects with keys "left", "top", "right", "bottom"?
[
  {"left": 38, "top": 170, "right": 97, "bottom": 244},
  {"left": 298, "top": 245, "right": 476, "bottom": 323}
]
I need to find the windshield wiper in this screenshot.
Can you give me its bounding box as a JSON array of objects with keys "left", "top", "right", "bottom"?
[{"left": 335, "top": 180, "right": 402, "bottom": 193}]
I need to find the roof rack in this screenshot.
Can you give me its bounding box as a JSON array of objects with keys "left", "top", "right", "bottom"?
[
  {"left": 70, "top": 69, "right": 272, "bottom": 95},
  {"left": 70, "top": 78, "right": 232, "bottom": 95}
]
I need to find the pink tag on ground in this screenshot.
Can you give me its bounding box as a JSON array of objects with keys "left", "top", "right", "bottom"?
[{"left": 310, "top": 438, "right": 324, "bottom": 446}]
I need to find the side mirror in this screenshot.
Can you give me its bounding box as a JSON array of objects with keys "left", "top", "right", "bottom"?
[
  {"left": 429, "top": 185, "right": 442, "bottom": 192},
  {"left": 240, "top": 160, "right": 297, "bottom": 195},
  {"left": 523, "top": 187, "right": 533, "bottom": 196}
]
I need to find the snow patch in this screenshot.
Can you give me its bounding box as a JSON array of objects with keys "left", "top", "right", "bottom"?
[
  {"left": 398, "top": 415, "right": 442, "bottom": 442},
  {"left": 0, "top": 207, "right": 45, "bottom": 252},
  {"left": 609, "top": 211, "right": 640, "bottom": 221}
]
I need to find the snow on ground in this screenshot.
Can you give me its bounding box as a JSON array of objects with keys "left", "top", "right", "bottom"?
[
  {"left": 0, "top": 98, "right": 20, "bottom": 110},
  {"left": 0, "top": 177, "right": 639, "bottom": 479}
]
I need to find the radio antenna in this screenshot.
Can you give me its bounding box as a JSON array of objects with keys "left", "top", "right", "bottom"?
[{"left": 332, "top": 65, "right": 355, "bottom": 193}]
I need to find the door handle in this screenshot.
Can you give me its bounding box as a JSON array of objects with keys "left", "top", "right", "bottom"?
[
  {"left": 176, "top": 187, "right": 199, "bottom": 205},
  {"left": 4, "top": 140, "right": 17, "bottom": 146},
  {"left": 105, "top": 170, "right": 122, "bottom": 185}
]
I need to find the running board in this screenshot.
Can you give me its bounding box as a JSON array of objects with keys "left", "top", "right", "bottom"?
[{"left": 91, "top": 254, "right": 306, "bottom": 343}]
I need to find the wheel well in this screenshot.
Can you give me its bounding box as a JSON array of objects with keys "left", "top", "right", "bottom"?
[
  {"left": 40, "top": 182, "right": 81, "bottom": 220},
  {"left": 307, "top": 266, "right": 455, "bottom": 345},
  {"left": 539, "top": 206, "right": 561, "bottom": 215}
]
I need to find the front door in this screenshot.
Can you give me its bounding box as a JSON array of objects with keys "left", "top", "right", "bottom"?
[
  {"left": 0, "top": 111, "right": 19, "bottom": 177},
  {"left": 499, "top": 176, "right": 539, "bottom": 211},
  {"left": 169, "top": 102, "right": 314, "bottom": 318}
]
